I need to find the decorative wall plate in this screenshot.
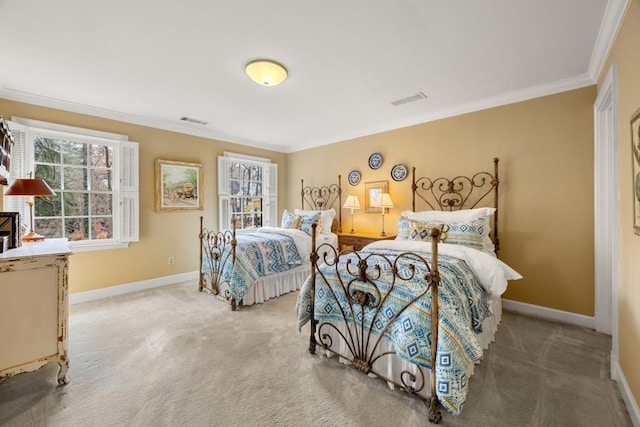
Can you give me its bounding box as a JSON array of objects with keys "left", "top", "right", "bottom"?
[
  {"left": 391, "top": 163, "right": 408, "bottom": 182},
  {"left": 368, "top": 152, "right": 383, "bottom": 170},
  {"left": 348, "top": 169, "right": 361, "bottom": 186}
]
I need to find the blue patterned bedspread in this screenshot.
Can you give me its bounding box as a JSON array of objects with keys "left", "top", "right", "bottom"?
[
  {"left": 206, "top": 232, "right": 303, "bottom": 302},
  {"left": 295, "top": 248, "right": 491, "bottom": 416}
]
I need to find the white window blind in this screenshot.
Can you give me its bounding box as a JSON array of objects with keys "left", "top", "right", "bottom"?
[{"left": 4, "top": 118, "right": 139, "bottom": 251}]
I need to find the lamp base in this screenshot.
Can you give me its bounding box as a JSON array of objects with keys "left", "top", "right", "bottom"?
[{"left": 22, "top": 231, "right": 46, "bottom": 242}]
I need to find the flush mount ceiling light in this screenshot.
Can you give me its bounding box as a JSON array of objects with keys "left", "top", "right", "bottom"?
[{"left": 245, "top": 59, "right": 288, "bottom": 87}]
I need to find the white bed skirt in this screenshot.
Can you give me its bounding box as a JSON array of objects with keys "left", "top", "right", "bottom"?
[
  {"left": 240, "top": 265, "right": 311, "bottom": 306},
  {"left": 317, "top": 296, "right": 502, "bottom": 398},
  {"left": 235, "top": 232, "right": 336, "bottom": 307}
]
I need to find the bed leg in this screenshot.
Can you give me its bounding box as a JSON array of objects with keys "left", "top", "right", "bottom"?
[
  {"left": 231, "top": 299, "right": 237, "bottom": 311},
  {"left": 308, "top": 332, "right": 316, "bottom": 354},
  {"left": 427, "top": 397, "right": 442, "bottom": 424},
  {"left": 308, "top": 223, "right": 318, "bottom": 355},
  {"left": 427, "top": 227, "right": 442, "bottom": 424}
]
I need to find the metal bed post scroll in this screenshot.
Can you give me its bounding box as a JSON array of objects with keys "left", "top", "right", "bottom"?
[
  {"left": 198, "top": 216, "right": 237, "bottom": 308},
  {"left": 301, "top": 175, "right": 342, "bottom": 232},
  {"left": 307, "top": 225, "right": 444, "bottom": 423}
]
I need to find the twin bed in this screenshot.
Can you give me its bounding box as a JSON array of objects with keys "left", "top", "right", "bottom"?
[
  {"left": 198, "top": 177, "right": 342, "bottom": 310},
  {"left": 295, "top": 158, "right": 521, "bottom": 423},
  {"left": 199, "top": 159, "right": 521, "bottom": 423}
]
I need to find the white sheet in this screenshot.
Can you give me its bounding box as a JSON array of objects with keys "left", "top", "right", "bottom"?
[
  {"left": 256, "top": 226, "right": 337, "bottom": 264},
  {"left": 363, "top": 239, "right": 522, "bottom": 296}
]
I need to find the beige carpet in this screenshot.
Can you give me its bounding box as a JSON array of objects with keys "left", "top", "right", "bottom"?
[{"left": 0, "top": 282, "right": 632, "bottom": 426}]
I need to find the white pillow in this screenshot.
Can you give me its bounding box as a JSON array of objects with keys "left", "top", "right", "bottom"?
[
  {"left": 402, "top": 207, "right": 495, "bottom": 223},
  {"left": 294, "top": 208, "right": 336, "bottom": 235},
  {"left": 400, "top": 208, "right": 496, "bottom": 254}
]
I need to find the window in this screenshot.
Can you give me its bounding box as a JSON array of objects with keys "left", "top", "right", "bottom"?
[
  {"left": 5, "top": 118, "right": 139, "bottom": 251},
  {"left": 218, "top": 153, "right": 277, "bottom": 230}
]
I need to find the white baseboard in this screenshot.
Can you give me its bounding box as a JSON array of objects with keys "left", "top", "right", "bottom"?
[
  {"left": 69, "top": 271, "right": 199, "bottom": 305},
  {"left": 501, "top": 298, "right": 595, "bottom": 330},
  {"left": 612, "top": 357, "right": 640, "bottom": 427}
]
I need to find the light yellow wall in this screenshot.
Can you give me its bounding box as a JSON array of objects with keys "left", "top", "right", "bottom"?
[
  {"left": 599, "top": 0, "right": 640, "bottom": 410},
  {"left": 287, "top": 87, "right": 596, "bottom": 316},
  {"left": 0, "top": 98, "right": 287, "bottom": 293}
]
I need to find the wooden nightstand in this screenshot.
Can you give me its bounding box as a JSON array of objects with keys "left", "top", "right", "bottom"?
[{"left": 337, "top": 231, "right": 397, "bottom": 251}]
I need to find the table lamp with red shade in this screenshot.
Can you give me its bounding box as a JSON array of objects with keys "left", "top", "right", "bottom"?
[{"left": 5, "top": 173, "right": 56, "bottom": 242}]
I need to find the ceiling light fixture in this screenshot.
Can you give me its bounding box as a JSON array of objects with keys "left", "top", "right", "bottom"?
[{"left": 245, "top": 59, "right": 288, "bottom": 87}]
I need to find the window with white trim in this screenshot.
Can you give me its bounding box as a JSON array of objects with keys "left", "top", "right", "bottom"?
[
  {"left": 218, "top": 152, "right": 277, "bottom": 230},
  {"left": 5, "top": 118, "right": 139, "bottom": 251}
]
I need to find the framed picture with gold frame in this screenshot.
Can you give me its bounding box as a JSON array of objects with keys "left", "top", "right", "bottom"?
[
  {"left": 155, "top": 159, "right": 203, "bottom": 212},
  {"left": 364, "top": 180, "right": 388, "bottom": 213},
  {"left": 631, "top": 108, "right": 640, "bottom": 235},
  {"left": 0, "top": 211, "right": 21, "bottom": 249}
]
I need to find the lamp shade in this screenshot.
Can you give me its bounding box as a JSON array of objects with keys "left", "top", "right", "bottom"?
[
  {"left": 245, "top": 59, "right": 288, "bottom": 86},
  {"left": 5, "top": 178, "right": 56, "bottom": 196},
  {"left": 373, "top": 193, "right": 393, "bottom": 208},
  {"left": 343, "top": 195, "right": 360, "bottom": 209}
]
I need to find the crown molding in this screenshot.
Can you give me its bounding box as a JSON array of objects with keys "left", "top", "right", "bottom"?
[
  {"left": 286, "top": 73, "right": 595, "bottom": 153},
  {"left": 0, "top": 88, "right": 287, "bottom": 153},
  {"left": 589, "top": 0, "right": 630, "bottom": 81}
]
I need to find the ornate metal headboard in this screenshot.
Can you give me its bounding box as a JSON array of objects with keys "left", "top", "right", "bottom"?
[
  {"left": 412, "top": 158, "right": 500, "bottom": 252},
  {"left": 301, "top": 175, "right": 342, "bottom": 233}
]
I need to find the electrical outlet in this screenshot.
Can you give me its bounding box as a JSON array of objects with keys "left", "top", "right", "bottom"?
[{"left": 168, "top": 256, "right": 175, "bottom": 266}]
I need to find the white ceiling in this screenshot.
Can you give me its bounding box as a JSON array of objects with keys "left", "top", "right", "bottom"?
[{"left": 0, "top": 0, "right": 627, "bottom": 153}]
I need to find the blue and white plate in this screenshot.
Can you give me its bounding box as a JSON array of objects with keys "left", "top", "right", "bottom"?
[
  {"left": 368, "top": 152, "right": 383, "bottom": 170},
  {"left": 348, "top": 170, "right": 361, "bottom": 186},
  {"left": 391, "top": 163, "right": 408, "bottom": 182}
]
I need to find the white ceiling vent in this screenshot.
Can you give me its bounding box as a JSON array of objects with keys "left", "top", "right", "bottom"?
[
  {"left": 180, "top": 116, "right": 209, "bottom": 125},
  {"left": 390, "top": 91, "right": 427, "bottom": 106}
]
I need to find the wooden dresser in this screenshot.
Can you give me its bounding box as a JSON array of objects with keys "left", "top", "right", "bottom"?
[
  {"left": 337, "top": 231, "right": 397, "bottom": 251},
  {"left": 0, "top": 239, "right": 71, "bottom": 385}
]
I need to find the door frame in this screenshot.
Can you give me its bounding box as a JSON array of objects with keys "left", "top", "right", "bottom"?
[{"left": 593, "top": 62, "right": 619, "bottom": 375}]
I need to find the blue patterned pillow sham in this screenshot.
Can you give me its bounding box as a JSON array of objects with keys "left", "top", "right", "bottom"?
[
  {"left": 397, "top": 208, "right": 495, "bottom": 253},
  {"left": 397, "top": 215, "right": 411, "bottom": 240},
  {"left": 300, "top": 212, "right": 322, "bottom": 236},
  {"left": 443, "top": 217, "right": 485, "bottom": 250},
  {"left": 408, "top": 221, "right": 446, "bottom": 242},
  {"left": 407, "top": 218, "right": 485, "bottom": 250},
  {"left": 281, "top": 209, "right": 302, "bottom": 229}
]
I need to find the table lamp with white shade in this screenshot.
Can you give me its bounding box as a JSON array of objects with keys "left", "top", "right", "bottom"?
[
  {"left": 373, "top": 192, "right": 393, "bottom": 236},
  {"left": 343, "top": 195, "right": 360, "bottom": 234}
]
